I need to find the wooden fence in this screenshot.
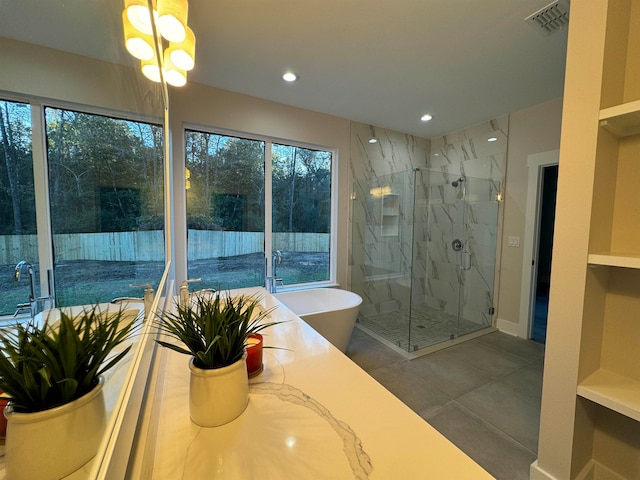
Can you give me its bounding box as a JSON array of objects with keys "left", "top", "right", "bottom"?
[{"left": 0, "top": 231, "right": 330, "bottom": 264}]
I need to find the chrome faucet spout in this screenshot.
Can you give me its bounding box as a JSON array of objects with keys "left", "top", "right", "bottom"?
[
  {"left": 267, "top": 251, "right": 284, "bottom": 293},
  {"left": 14, "top": 261, "right": 35, "bottom": 303},
  {"left": 14, "top": 260, "right": 29, "bottom": 282},
  {"left": 179, "top": 278, "right": 202, "bottom": 308}
]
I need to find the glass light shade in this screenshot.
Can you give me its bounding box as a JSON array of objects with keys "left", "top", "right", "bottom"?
[
  {"left": 167, "top": 27, "right": 195, "bottom": 71},
  {"left": 141, "top": 58, "right": 162, "bottom": 83},
  {"left": 125, "top": 0, "right": 157, "bottom": 36},
  {"left": 163, "top": 53, "right": 187, "bottom": 87},
  {"left": 157, "top": 0, "right": 188, "bottom": 43},
  {"left": 123, "top": 12, "right": 155, "bottom": 60}
]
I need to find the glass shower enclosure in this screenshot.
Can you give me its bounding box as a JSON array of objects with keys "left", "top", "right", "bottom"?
[{"left": 351, "top": 168, "right": 501, "bottom": 352}]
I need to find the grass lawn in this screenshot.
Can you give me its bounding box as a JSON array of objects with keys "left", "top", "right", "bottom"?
[{"left": 1, "top": 252, "right": 329, "bottom": 316}]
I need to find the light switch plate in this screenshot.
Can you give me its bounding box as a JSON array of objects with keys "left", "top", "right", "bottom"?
[{"left": 507, "top": 236, "right": 520, "bottom": 247}]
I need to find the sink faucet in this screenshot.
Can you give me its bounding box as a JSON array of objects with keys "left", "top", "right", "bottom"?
[
  {"left": 266, "top": 251, "right": 284, "bottom": 293},
  {"left": 131, "top": 283, "right": 155, "bottom": 318},
  {"left": 179, "top": 278, "right": 202, "bottom": 308}
]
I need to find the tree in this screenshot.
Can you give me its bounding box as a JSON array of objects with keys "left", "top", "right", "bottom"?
[
  {"left": 272, "top": 145, "right": 331, "bottom": 233},
  {"left": 0, "top": 101, "right": 35, "bottom": 235},
  {"left": 45, "top": 108, "right": 164, "bottom": 234},
  {"left": 185, "top": 131, "right": 265, "bottom": 232}
]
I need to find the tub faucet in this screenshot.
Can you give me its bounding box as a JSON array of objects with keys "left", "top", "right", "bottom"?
[
  {"left": 266, "top": 251, "right": 284, "bottom": 293},
  {"left": 14, "top": 261, "right": 35, "bottom": 303},
  {"left": 13, "top": 261, "right": 53, "bottom": 318}
]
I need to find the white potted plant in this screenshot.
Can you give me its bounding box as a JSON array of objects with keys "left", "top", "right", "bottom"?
[
  {"left": 0, "top": 306, "right": 136, "bottom": 480},
  {"left": 155, "top": 292, "right": 278, "bottom": 427}
]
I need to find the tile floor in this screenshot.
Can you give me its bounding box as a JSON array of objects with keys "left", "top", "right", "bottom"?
[{"left": 346, "top": 327, "right": 545, "bottom": 480}]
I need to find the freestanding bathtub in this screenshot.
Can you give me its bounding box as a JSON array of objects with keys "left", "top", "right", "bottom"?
[{"left": 274, "top": 288, "right": 362, "bottom": 353}]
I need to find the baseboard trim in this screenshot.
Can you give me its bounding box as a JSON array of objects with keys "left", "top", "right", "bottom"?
[
  {"left": 530, "top": 460, "right": 558, "bottom": 480},
  {"left": 495, "top": 317, "right": 520, "bottom": 337}
]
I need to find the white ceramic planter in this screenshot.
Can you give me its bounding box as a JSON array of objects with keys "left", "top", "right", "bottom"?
[
  {"left": 4, "top": 377, "right": 107, "bottom": 480},
  {"left": 189, "top": 353, "right": 249, "bottom": 427}
]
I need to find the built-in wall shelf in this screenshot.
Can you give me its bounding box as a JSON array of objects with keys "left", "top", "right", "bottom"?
[
  {"left": 535, "top": 2, "right": 640, "bottom": 478},
  {"left": 588, "top": 252, "right": 640, "bottom": 269},
  {"left": 381, "top": 194, "right": 399, "bottom": 237},
  {"left": 599, "top": 100, "right": 640, "bottom": 137},
  {"left": 578, "top": 369, "right": 640, "bottom": 422}
]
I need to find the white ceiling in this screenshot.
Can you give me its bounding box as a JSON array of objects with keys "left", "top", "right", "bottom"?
[{"left": 0, "top": 0, "right": 568, "bottom": 138}]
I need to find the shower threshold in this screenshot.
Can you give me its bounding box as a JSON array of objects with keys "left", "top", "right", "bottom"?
[{"left": 356, "top": 321, "right": 497, "bottom": 360}]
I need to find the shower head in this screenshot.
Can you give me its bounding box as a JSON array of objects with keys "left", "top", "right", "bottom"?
[{"left": 451, "top": 177, "right": 464, "bottom": 187}]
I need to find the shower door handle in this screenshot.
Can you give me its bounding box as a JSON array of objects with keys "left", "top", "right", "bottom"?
[{"left": 459, "top": 250, "right": 472, "bottom": 270}]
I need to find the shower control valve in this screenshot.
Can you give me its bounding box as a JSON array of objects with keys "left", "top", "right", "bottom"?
[{"left": 451, "top": 238, "right": 464, "bottom": 252}]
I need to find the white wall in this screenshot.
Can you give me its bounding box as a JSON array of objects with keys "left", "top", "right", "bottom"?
[{"left": 0, "top": 37, "right": 163, "bottom": 119}]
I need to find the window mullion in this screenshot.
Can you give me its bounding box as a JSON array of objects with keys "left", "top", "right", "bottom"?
[
  {"left": 264, "top": 141, "right": 273, "bottom": 280},
  {"left": 30, "top": 101, "right": 54, "bottom": 299}
]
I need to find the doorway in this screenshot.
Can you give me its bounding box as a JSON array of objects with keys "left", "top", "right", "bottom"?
[
  {"left": 519, "top": 150, "right": 559, "bottom": 343},
  {"left": 531, "top": 165, "right": 558, "bottom": 343}
]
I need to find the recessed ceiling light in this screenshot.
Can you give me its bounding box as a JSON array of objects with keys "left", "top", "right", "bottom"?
[
  {"left": 420, "top": 114, "right": 433, "bottom": 122},
  {"left": 488, "top": 137, "right": 498, "bottom": 142},
  {"left": 282, "top": 72, "right": 298, "bottom": 82},
  {"left": 369, "top": 138, "right": 378, "bottom": 144}
]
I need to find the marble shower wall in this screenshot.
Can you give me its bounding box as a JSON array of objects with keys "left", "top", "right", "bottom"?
[
  {"left": 349, "top": 117, "right": 507, "bottom": 346},
  {"left": 350, "top": 124, "right": 429, "bottom": 318}
]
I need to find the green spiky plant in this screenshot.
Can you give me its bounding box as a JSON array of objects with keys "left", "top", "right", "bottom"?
[
  {"left": 0, "top": 306, "right": 137, "bottom": 413},
  {"left": 155, "top": 292, "right": 280, "bottom": 369}
]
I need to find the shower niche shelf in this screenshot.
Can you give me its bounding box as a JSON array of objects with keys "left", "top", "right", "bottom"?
[
  {"left": 381, "top": 193, "right": 399, "bottom": 237},
  {"left": 599, "top": 100, "right": 640, "bottom": 138}
]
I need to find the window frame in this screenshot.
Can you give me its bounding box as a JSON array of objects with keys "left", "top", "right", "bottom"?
[
  {"left": 182, "top": 123, "right": 339, "bottom": 290},
  {"left": 0, "top": 92, "right": 165, "bottom": 315}
]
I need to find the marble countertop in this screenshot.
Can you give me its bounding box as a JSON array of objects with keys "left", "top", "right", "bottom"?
[{"left": 134, "top": 287, "right": 494, "bottom": 479}]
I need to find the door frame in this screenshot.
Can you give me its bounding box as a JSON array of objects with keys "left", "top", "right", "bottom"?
[{"left": 518, "top": 149, "right": 559, "bottom": 339}]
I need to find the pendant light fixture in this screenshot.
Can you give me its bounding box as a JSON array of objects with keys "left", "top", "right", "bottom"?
[
  {"left": 122, "top": 11, "right": 155, "bottom": 61},
  {"left": 141, "top": 57, "right": 162, "bottom": 83},
  {"left": 124, "top": 0, "right": 157, "bottom": 36},
  {"left": 163, "top": 52, "right": 187, "bottom": 87},
  {"left": 166, "top": 26, "right": 196, "bottom": 71},
  {"left": 122, "top": 0, "right": 195, "bottom": 87},
  {"left": 157, "top": 0, "right": 188, "bottom": 43}
]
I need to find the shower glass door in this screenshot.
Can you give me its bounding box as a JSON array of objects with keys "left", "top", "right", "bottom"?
[
  {"left": 409, "top": 171, "right": 499, "bottom": 351},
  {"left": 409, "top": 169, "right": 465, "bottom": 350},
  {"left": 455, "top": 175, "right": 501, "bottom": 337},
  {"left": 352, "top": 169, "right": 500, "bottom": 353}
]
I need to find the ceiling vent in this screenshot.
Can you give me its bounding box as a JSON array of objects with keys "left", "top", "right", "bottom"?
[{"left": 525, "top": 0, "right": 570, "bottom": 36}]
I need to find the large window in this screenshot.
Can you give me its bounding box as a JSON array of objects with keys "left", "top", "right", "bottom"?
[
  {"left": 45, "top": 107, "right": 165, "bottom": 306},
  {"left": 272, "top": 143, "right": 331, "bottom": 285},
  {"left": 0, "top": 100, "right": 165, "bottom": 316},
  {"left": 0, "top": 100, "right": 39, "bottom": 315},
  {"left": 185, "top": 129, "right": 333, "bottom": 290},
  {"left": 185, "top": 131, "right": 265, "bottom": 289}
]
